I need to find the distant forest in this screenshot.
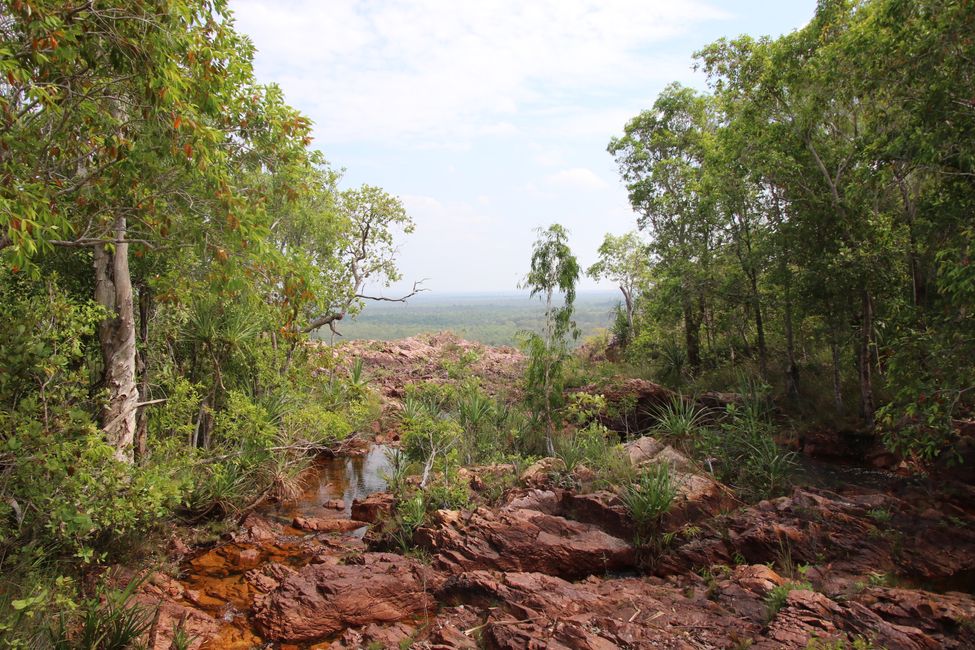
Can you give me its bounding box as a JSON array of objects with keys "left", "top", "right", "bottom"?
[{"left": 323, "top": 291, "right": 621, "bottom": 346}]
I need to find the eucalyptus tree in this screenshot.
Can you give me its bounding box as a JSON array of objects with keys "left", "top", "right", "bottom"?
[
  {"left": 587, "top": 231, "right": 648, "bottom": 337},
  {"left": 608, "top": 83, "right": 720, "bottom": 373},
  {"left": 521, "top": 224, "right": 580, "bottom": 455}
]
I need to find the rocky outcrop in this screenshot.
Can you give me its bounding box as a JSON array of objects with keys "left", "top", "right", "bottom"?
[
  {"left": 658, "top": 487, "right": 975, "bottom": 594},
  {"left": 759, "top": 589, "right": 941, "bottom": 650},
  {"left": 416, "top": 506, "right": 636, "bottom": 578},
  {"left": 291, "top": 515, "right": 368, "bottom": 533},
  {"left": 318, "top": 333, "right": 525, "bottom": 414},
  {"left": 624, "top": 435, "right": 740, "bottom": 527},
  {"left": 434, "top": 570, "right": 760, "bottom": 649},
  {"left": 351, "top": 491, "right": 396, "bottom": 523},
  {"left": 572, "top": 378, "right": 675, "bottom": 434},
  {"left": 252, "top": 553, "right": 435, "bottom": 642}
]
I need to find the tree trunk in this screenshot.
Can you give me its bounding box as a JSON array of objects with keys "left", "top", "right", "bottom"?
[
  {"left": 134, "top": 285, "right": 151, "bottom": 463},
  {"left": 620, "top": 285, "right": 634, "bottom": 333},
  {"left": 683, "top": 294, "right": 702, "bottom": 373},
  {"left": 94, "top": 215, "right": 139, "bottom": 463},
  {"left": 830, "top": 329, "right": 844, "bottom": 416},
  {"left": 783, "top": 278, "right": 800, "bottom": 401},
  {"left": 749, "top": 271, "right": 768, "bottom": 380},
  {"left": 858, "top": 289, "right": 876, "bottom": 428}
]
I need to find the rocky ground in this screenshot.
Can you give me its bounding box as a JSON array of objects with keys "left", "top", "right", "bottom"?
[{"left": 136, "top": 335, "right": 975, "bottom": 649}]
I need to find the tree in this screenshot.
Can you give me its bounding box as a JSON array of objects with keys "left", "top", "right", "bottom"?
[
  {"left": 608, "top": 83, "right": 719, "bottom": 373},
  {"left": 521, "top": 224, "right": 580, "bottom": 455},
  {"left": 587, "top": 231, "right": 647, "bottom": 338}
]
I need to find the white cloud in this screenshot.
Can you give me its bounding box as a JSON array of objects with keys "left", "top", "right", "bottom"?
[
  {"left": 231, "top": 0, "right": 728, "bottom": 146},
  {"left": 546, "top": 167, "right": 608, "bottom": 191}
]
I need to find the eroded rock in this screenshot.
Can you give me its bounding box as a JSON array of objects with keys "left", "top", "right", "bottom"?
[
  {"left": 416, "top": 506, "right": 636, "bottom": 578},
  {"left": 253, "top": 553, "right": 435, "bottom": 642}
]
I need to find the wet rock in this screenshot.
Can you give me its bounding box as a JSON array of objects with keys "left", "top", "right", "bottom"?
[
  {"left": 136, "top": 576, "right": 222, "bottom": 649},
  {"left": 244, "top": 562, "right": 296, "bottom": 594},
  {"left": 416, "top": 507, "right": 636, "bottom": 578},
  {"left": 291, "top": 515, "right": 368, "bottom": 533},
  {"left": 351, "top": 492, "right": 395, "bottom": 523},
  {"left": 323, "top": 498, "right": 345, "bottom": 510},
  {"left": 253, "top": 553, "right": 435, "bottom": 642},
  {"left": 231, "top": 513, "right": 279, "bottom": 544}
]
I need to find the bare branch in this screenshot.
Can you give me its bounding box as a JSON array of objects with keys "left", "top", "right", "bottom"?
[{"left": 355, "top": 278, "right": 429, "bottom": 303}]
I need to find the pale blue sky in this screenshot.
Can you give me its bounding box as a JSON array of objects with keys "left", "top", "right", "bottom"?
[{"left": 230, "top": 0, "right": 816, "bottom": 294}]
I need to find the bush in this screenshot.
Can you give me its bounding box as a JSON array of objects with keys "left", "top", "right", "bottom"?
[
  {"left": 621, "top": 463, "right": 677, "bottom": 550},
  {"left": 653, "top": 396, "right": 705, "bottom": 447},
  {"left": 694, "top": 402, "right": 796, "bottom": 501}
]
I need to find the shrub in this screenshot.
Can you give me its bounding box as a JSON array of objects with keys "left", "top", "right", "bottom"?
[
  {"left": 621, "top": 463, "right": 677, "bottom": 550},
  {"left": 653, "top": 396, "right": 705, "bottom": 446},
  {"left": 694, "top": 403, "right": 796, "bottom": 501}
]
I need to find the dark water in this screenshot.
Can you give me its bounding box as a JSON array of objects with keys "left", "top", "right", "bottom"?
[
  {"left": 260, "top": 445, "right": 393, "bottom": 526},
  {"left": 792, "top": 455, "right": 912, "bottom": 492}
]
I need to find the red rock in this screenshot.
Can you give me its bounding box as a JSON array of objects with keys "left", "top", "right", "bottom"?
[
  {"left": 519, "top": 457, "right": 565, "bottom": 486},
  {"left": 351, "top": 491, "right": 395, "bottom": 523},
  {"left": 253, "top": 553, "right": 435, "bottom": 642},
  {"left": 416, "top": 506, "right": 636, "bottom": 578},
  {"left": 323, "top": 499, "right": 345, "bottom": 510},
  {"left": 292, "top": 516, "right": 368, "bottom": 533},
  {"left": 760, "top": 589, "right": 940, "bottom": 650}
]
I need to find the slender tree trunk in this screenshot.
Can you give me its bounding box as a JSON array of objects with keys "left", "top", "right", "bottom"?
[
  {"left": 783, "top": 278, "right": 800, "bottom": 401},
  {"left": 749, "top": 271, "right": 768, "bottom": 380},
  {"left": 620, "top": 285, "right": 634, "bottom": 333},
  {"left": 134, "top": 284, "right": 151, "bottom": 463},
  {"left": 858, "top": 289, "right": 876, "bottom": 428},
  {"left": 682, "top": 298, "right": 702, "bottom": 374},
  {"left": 94, "top": 215, "right": 139, "bottom": 463},
  {"left": 830, "top": 328, "right": 844, "bottom": 416}
]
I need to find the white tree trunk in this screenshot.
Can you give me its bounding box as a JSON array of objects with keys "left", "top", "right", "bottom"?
[{"left": 94, "top": 215, "right": 139, "bottom": 463}]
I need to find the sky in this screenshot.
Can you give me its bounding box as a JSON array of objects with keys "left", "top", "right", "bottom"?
[{"left": 229, "top": 0, "right": 816, "bottom": 295}]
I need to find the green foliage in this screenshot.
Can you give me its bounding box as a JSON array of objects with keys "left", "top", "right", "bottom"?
[
  {"left": 695, "top": 403, "right": 796, "bottom": 501},
  {"left": 607, "top": 0, "right": 975, "bottom": 460},
  {"left": 521, "top": 224, "right": 581, "bottom": 455},
  {"left": 653, "top": 396, "right": 706, "bottom": 446},
  {"left": 1, "top": 574, "right": 151, "bottom": 649},
  {"left": 765, "top": 581, "right": 812, "bottom": 621},
  {"left": 621, "top": 463, "right": 677, "bottom": 550},
  {"left": 554, "top": 423, "right": 615, "bottom": 473}
]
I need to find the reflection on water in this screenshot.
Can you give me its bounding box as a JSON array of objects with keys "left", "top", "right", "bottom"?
[
  {"left": 792, "top": 455, "right": 913, "bottom": 492},
  {"left": 260, "top": 445, "right": 392, "bottom": 525}
]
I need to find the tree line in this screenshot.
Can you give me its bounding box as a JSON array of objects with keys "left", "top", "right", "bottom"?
[
  {"left": 596, "top": 0, "right": 973, "bottom": 461},
  {"left": 0, "top": 1, "right": 413, "bottom": 623}
]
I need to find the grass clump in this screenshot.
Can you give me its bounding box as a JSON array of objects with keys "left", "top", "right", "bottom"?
[{"left": 621, "top": 463, "right": 677, "bottom": 555}]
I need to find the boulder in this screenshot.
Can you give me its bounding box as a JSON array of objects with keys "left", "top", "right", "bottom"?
[
  {"left": 253, "top": 553, "right": 434, "bottom": 642},
  {"left": 416, "top": 507, "right": 636, "bottom": 578},
  {"left": 519, "top": 457, "right": 565, "bottom": 486},
  {"left": 291, "top": 516, "right": 368, "bottom": 533},
  {"left": 351, "top": 492, "right": 396, "bottom": 523}
]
